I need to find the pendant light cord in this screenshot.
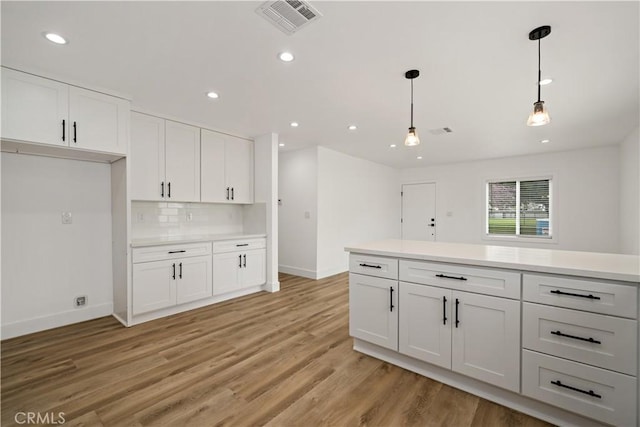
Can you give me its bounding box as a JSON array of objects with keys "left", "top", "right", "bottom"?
[
  {"left": 537, "top": 39, "right": 542, "bottom": 102},
  {"left": 410, "top": 78, "right": 414, "bottom": 128}
]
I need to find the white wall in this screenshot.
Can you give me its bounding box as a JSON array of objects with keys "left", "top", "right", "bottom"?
[
  {"left": 1, "top": 153, "right": 114, "bottom": 338},
  {"left": 278, "top": 147, "right": 318, "bottom": 278},
  {"left": 400, "top": 146, "right": 620, "bottom": 253},
  {"left": 316, "top": 147, "right": 401, "bottom": 278},
  {"left": 619, "top": 126, "right": 639, "bottom": 255}
]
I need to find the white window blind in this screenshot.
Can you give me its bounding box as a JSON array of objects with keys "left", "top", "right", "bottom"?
[{"left": 487, "top": 178, "right": 551, "bottom": 238}]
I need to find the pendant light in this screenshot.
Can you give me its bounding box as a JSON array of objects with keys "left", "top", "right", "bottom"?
[
  {"left": 527, "top": 25, "right": 551, "bottom": 126},
  {"left": 404, "top": 69, "right": 420, "bottom": 146}
]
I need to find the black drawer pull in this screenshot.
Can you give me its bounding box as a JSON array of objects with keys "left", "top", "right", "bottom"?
[
  {"left": 73, "top": 121, "right": 77, "bottom": 142},
  {"left": 179, "top": 262, "right": 183, "bottom": 279},
  {"left": 226, "top": 187, "right": 230, "bottom": 200},
  {"left": 239, "top": 254, "right": 242, "bottom": 268},
  {"left": 389, "top": 286, "right": 394, "bottom": 312},
  {"left": 236, "top": 243, "right": 249, "bottom": 247},
  {"left": 455, "top": 298, "right": 460, "bottom": 328},
  {"left": 550, "top": 380, "right": 602, "bottom": 399},
  {"left": 243, "top": 254, "right": 246, "bottom": 267},
  {"left": 231, "top": 187, "right": 234, "bottom": 200},
  {"left": 172, "top": 263, "right": 176, "bottom": 280},
  {"left": 161, "top": 182, "right": 165, "bottom": 198},
  {"left": 436, "top": 274, "right": 467, "bottom": 281},
  {"left": 442, "top": 296, "right": 447, "bottom": 325},
  {"left": 168, "top": 250, "right": 186, "bottom": 254},
  {"left": 550, "top": 290, "right": 601, "bottom": 300},
  {"left": 359, "top": 263, "right": 382, "bottom": 269},
  {"left": 62, "top": 119, "right": 65, "bottom": 142},
  {"left": 167, "top": 182, "right": 171, "bottom": 198},
  {"left": 550, "top": 330, "right": 601, "bottom": 344}
]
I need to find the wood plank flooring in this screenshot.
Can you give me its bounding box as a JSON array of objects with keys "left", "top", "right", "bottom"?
[{"left": 1, "top": 272, "right": 553, "bottom": 427}]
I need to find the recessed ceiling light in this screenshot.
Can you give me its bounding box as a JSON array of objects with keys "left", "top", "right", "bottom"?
[
  {"left": 417, "top": 156, "right": 423, "bottom": 160},
  {"left": 206, "top": 91, "right": 219, "bottom": 99},
  {"left": 44, "top": 32, "right": 67, "bottom": 45},
  {"left": 540, "top": 139, "right": 550, "bottom": 144},
  {"left": 279, "top": 143, "right": 285, "bottom": 147},
  {"left": 279, "top": 52, "right": 294, "bottom": 62},
  {"left": 348, "top": 125, "right": 357, "bottom": 131},
  {"left": 390, "top": 144, "right": 397, "bottom": 148},
  {"left": 290, "top": 122, "right": 299, "bottom": 127},
  {"left": 539, "top": 78, "right": 553, "bottom": 85}
]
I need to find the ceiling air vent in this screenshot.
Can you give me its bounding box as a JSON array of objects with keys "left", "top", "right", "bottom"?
[
  {"left": 256, "top": 0, "right": 322, "bottom": 35},
  {"left": 428, "top": 127, "right": 453, "bottom": 136}
]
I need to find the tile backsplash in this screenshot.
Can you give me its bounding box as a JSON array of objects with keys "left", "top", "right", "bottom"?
[{"left": 131, "top": 201, "right": 244, "bottom": 239}]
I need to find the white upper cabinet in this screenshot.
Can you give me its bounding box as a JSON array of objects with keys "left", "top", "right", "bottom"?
[
  {"left": 130, "top": 112, "right": 165, "bottom": 201},
  {"left": 201, "top": 129, "right": 253, "bottom": 204},
  {"left": 2, "top": 68, "right": 68, "bottom": 146},
  {"left": 165, "top": 120, "right": 200, "bottom": 202},
  {"left": 1, "top": 67, "right": 129, "bottom": 155},
  {"left": 130, "top": 113, "right": 200, "bottom": 202}
]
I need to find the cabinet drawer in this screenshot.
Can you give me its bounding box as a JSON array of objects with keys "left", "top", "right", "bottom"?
[
  {"left": 522, "top": 350, "right": 637, "bottom": 427},
  {"left": 399, "top": 260, "right": 520, "bottom": 299},
  {"left": 212, "top": 238, "right": 265, "bottom": 254},
  {"left": 349, "top": 254, "right": 398, "bottom": 280},
  {"left": 523, "top": 303, "right": 637, "bottom": 375},
  {"left": 523, "top": 274, "right": 637, "bottom": 318},
  {"left": 132, "top": 242, "right": 212, "bottom": 263}
]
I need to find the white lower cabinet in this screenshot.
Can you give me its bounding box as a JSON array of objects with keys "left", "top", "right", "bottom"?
[
  {"left": 132, "top": 243, "right": 212, "bottom": 315},
  {"left": 212, "top": 239, "right": 266, "bottom": 295},
  {"left": 349, "top": 273, "right": 398, "bottom": 350},
  {"left": 398, "top": 281, "right": 520, "bottom": 392}
]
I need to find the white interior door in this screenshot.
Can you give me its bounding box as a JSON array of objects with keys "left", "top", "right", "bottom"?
[{"left": 402, "top": 183, "right": 436, "bottom": 241}]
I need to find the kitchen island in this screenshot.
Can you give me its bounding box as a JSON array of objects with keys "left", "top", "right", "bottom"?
[{"left": 345, "top": 239, "right": 639, "bottom": 427}]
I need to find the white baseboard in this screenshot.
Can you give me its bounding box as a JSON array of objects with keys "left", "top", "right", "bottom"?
[
  {"left": 1, "top": 302, "right": 114, "bottom": 340},
  {"left": 278, "top": 265, "right": 318, "bottom": 279},
  {"left": 316, "top": 266, "right": 348, "bottom": 279}
]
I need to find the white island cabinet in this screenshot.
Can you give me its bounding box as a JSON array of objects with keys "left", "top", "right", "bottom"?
[{"left": 346, "top": 239, "right": 639, "bottom": 427}]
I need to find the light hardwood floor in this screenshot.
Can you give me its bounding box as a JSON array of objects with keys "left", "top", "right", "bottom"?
[{"left": 1, "top": 272, "right": 553, "bottom": 427}]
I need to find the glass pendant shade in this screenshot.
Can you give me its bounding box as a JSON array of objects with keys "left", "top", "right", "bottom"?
[
  {"left": 404, "top": 127, "right": 420, "bottom": 146},
  {"left": 527, "top": 100, "right": 550, "bottom": 126}
]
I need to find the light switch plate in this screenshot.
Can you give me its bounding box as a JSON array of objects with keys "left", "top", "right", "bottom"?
[{"left": 62, "top": 212, "right": 72, "bottom": 224}]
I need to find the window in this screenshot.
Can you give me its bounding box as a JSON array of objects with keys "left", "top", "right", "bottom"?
[{"left": 486, "top": 178, "right": 552, "bottom": 238}]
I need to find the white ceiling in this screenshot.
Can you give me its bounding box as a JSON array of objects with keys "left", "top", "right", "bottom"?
[{"left": 2, "top": 1, "right": 638, "bottom": 168}]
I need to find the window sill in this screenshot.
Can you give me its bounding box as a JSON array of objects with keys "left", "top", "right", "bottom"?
[{"left": 482, "top": 234, "right": 558, "bottom": 245}]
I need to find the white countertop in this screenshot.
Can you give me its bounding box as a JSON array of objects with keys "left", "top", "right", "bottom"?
[
  {"left": 131, "top": 233, "right": 266, "bottom": 248},
  {"left": 345, "top": 239, "right": 640, "bottom": 283}
]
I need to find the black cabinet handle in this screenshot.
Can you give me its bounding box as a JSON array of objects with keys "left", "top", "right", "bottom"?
[
  {"left": 550, "top": 380, "right": 602, "bottom": 399},
  {"left": 239, "top": 254, "right": 242, "bottom": 268},
  {"left": 550, "top": 290, "right": 601, "bottom": 300},
  {"left": 455, "top": 298, "right": 460, "bottom": 328},
  {"left": 167, "top": 182, "right": 171, "bottom": 198},
  {"left": 161, "top": 182, "right": 164, "bottom": 198},
  {"left": 436, "top": 274, "right": 467, "bottom": 281},
  {"left": 179, "top": 262, "right": 182, "bottom": 279},
  {"left": 550, "top": 330, "right": 601, "bottom": 344},
  {"left": 231, "top": 187, "right": 234, "bottom": 200},
  {"left": 243, "top": 254, "right": 246, "bottom": 267},
  {"left": 443, "top": 296, "right": 447, "bottom": 325},
  {"left": 168, "top": 250, "right": 186, "bottom": 254},
  {"left": 236, "top": 243, "right": 249, "bottom": 247},
  {"left": 389, "top": 287, "right": 394, "bottom": 312},
  {"left": 73, "top": 121, "right": 77, "bottom": 143},
  {"left": 226, "top": 187, "right": 230, "bottom": 200},
  {"left": 172, "top": 263, "right": 176, "bottom": 280},
  {"left": 62, "top": 119, "right": 65, "bottom": 142},
  {"left": 359, "top": 263, "right": 382, "bottom": 269}
]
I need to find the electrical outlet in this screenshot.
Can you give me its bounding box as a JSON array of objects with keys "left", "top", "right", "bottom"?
[
  {"left": 74, "top": 295, "right": 87, "bottom": 307},
  {"left": 61, "top": 212, "right": 72, "bottom": 224},
  {"left": 137, "top": 212, "right": 144, "bottom": 222},
  {"left": 186, "top": 212, "right": 193, "bottom": 221}
]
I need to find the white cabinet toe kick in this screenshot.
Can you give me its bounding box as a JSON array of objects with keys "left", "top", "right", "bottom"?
[{"left": 346, "top": 242, "right": 639, "bottom": 427}]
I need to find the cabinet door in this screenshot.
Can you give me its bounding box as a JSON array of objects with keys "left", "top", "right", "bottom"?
[
  {"left": 200, "top": 129, "right": 227, "bottom": 202},
  {"left": 399, "top": 282, "right": 451, "bottom": 368},
  {"left": 349, "top": 273, "right": 398, "bottom": 350},
  {"left": 130, "top": 112, "right": 165, "bottom": 201},
  {"left": 132, "top": 260, "right": 176, "bottom": 315},
  {"left": 176, "top": 255, "right": 212, "bottom": 304},
  {"left": 241, "top": 249, "right": 266, "bottom": 288},
  {"left": 213, "top": 251, "right": 242, "bottom": 295},
  {"left": 225, "top": 136, "right": 253, "bottom": 204},
  {"left": 165, "top": 120, "right": 201, "bottom": 202},
  {"left": 68, "top": 86, "right": 129, "bottom": 154},
  {"left": 1, "top": 68, "right": 68, "bottom": 146},
  {"left": 451, "top": 291, "right": 520, "bottom": 392}
]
